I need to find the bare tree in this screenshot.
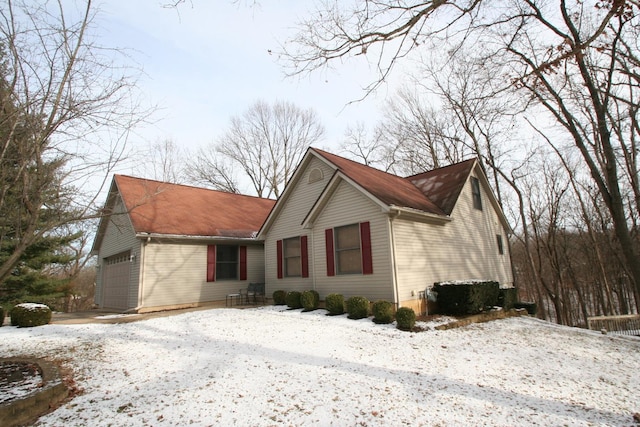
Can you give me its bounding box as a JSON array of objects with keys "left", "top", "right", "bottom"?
[
  {"left": 137, "top": 138, "right": 187, "bottom": 184},
  {"left": 340, "top": 121, "right": 397, "bottom": 172},
  {"left": 184, "top": 146, "right": 241, "bottom": 193},
  {"left": 188, "top": 100, "right": 324, "bottom": 198},
  {"left": 0, "top": 0, "right": 148, "bottom": 285},
  {"left": 283, "top": 0, "right": 640, "bottom": 305}
]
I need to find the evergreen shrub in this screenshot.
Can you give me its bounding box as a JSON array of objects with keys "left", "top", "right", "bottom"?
[
  {"left": 395, "top": 307, "right": 416, "bottom": 331},
  {"left": 346, "top": 296, "right": 369, "bottom": 320},
  {"left": 272, "top": 290, "right": 287, "bottom": 305},
  {"left": 285, "top": 291, "right": 302, "bottom": 309},
  {"left": 325, "top": 293, "right": 344, "bottom": 315},
  {"left": 433, "top": 280, "right": 500, "bottom": 315},
  {"left": 10, "top": 303, "right": 52, "bottom": 327},
  {"left": 372, "top": 300, "right": 394, "bottom": 324},
  {"left": 498, "top": 287, "right": 518, "bottom": 310},
  {"left": 301, "top": 290, "right": 320, "bottom": 312}
]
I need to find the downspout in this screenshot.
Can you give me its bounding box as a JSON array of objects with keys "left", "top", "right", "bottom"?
[{"left": 388, "top": 210, "right": 401, "bottom": 308}]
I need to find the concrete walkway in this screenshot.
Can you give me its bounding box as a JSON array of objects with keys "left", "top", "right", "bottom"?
[{"left": 50, "top": 302, "right": 258, "bottom": 325}]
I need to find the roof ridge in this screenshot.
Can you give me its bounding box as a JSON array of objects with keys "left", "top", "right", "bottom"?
[
  {"left": 114, "top": 174, "right": 275, "bottom": 201},
  {"left": 404, "top": 157, "right": 477, "bottom": 179}
]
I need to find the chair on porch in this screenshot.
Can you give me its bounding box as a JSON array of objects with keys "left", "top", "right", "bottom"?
[{"left": 239, "top": 282, "right": 266, "bottom": 305}]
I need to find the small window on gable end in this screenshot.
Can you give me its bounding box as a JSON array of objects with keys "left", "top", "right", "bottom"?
[
  {"left": 471, "top": 177, "right": 482, "bottom": 210},
  {"left": 496, "top": 234, "right": 504, "bottom": 255},
  {"left": 308, "top": 168, "right": 323, "bottom": 184}
]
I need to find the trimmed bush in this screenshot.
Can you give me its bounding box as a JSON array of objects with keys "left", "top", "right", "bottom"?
[
  {"left": 346, "top": 296, "right": 370, "bottom": 320},
  {"left": 285, "top": 291, "right": 303, "bottom": 309},
  {"left": 498, "top": 287, "right": 518, "bottom": 310},
  {"left": 10, "top": 303, "right": 52, "bottom": 327},
  {"left": 372, "top": 300, "right": 394, "bottom": 324},
  {"left": 395, "top": 307, "right": 416, "bottom": 331},
  {"left": 433, "top": 280, "right": 500, "bottom": 315},
  {"left": 272, "top": 290, "right": 287, "bottom": 305},
  {"left": 325, "top": 293, "right": 345, "bottom": 315},
  {"left": 0, "top": 306, "right": 4, "bottom": 327},
  {"left": 301, "top": 290, "right": 320, "bottom": 312}
]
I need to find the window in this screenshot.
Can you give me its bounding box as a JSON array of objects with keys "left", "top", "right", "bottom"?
[
  {"left": 335, "top": 224, "right": 362, "bottom": 274},
  {"left": 216, "top": 245, "right": 238, "bottom": 280},
  {"left": 277, "top": 236, "right": 308, "bottom": 279},
  {"left": 207, "top": 245, "right": 246, "bottom": 282},
  {"left": 496, "top": 234, "right": 504, "bottom": 255},
  {"left": 471, "top": 177, "right": 482, "bottom": 210},
  {"left": 325, "top": 222, "right": 373, "bottom": 276},
  {"left": 284, "top": 237, "right": 301, "bottom": 277}
]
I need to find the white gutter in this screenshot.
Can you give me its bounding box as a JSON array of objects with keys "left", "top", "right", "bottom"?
[{"left": 388, "top": 211, "right": 401, "bottom": 308}]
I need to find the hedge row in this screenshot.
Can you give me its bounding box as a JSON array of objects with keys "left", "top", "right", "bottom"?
[{"left": 272, "top": 290, "right": 417, "bottom": 331}]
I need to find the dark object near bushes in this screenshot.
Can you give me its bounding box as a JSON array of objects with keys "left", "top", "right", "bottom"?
[
  {"left": 396, "top": 307, "right": 416, "bottom": 331},
  {"left": 514, "top": 301, "right": 537, "bottom": 315},
  {"left": 285, "top": 291, "right": 302, "bottom": 309},
  {"left": 372, "top": 300, "right": 394, "bottom": 324},
  {"left": 11, "top": 303, "right": 52, "bottom": 327},
  {"left": 433, "top": 280, "right": 500, "bottom": 315},
  {"left": 498, "top": 287, "right": 518, "bottom": 310},
  {"left": 346, "top": 296, "right": 369, "bottom": 320},
  {"left": 272, "top": 290, "right": 287, "bottom": 305},
  {"left": 301, "top": 290, "right": 320, "bottom": 311},
  {"left": 325, "top": 293, "right": 344, "bottom": 315},
  {"left": 0, "top": 307, "right": 4, "bottom": 327}
]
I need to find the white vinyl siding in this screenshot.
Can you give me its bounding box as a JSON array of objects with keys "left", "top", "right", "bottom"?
[
  {"left": 96, "top": 195, "right": 140, "bottom": 310},
  {"left": 264, "top": 157, "right": 334, "bottom": 291},
  {"left": 392, "top": 173, "right": 513, "bottom": 304},
  {"left": 312, "top": 181, "right": 393, "bottom": 301},
  {"left": 141, "top": 242, "right": 265, "bottom": 308}
]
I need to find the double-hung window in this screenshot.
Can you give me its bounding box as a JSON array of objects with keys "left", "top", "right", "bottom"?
[
  {"left": 276, "top": 236, "right": 309, "bottom": 279},
  {"left": 325, "top": 222, "right": 373, "bottom": 276},
  {"left": 335, "top": 224, "right": 362, "bottom": 274},
  {"left": 283, "top": 237, "right": 302, "bottom": 277}
]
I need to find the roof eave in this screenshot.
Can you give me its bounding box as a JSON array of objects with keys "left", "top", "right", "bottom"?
[
  {"left": 388, "top": 206, "right": 451, "bottom": 225},
  {"left": 136, "top": 232, "right": 263, "bottom": 242}
]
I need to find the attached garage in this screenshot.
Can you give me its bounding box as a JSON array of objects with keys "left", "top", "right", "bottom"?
[{"left": 101, "top": 251, "right": 132, "bottom": 310}]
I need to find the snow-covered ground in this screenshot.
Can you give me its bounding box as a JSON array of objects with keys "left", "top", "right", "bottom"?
[{"left": 1, "top": 306, "right": 639, "bottom": 426}]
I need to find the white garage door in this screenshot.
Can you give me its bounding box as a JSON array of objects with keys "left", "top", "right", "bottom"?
[{"left": 102, "top": 252, "right": 131, "bottom": 310}]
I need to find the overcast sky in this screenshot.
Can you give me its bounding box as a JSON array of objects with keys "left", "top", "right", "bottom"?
[{"left": 94, "top": 1, "right": 397, "bottom": 162}]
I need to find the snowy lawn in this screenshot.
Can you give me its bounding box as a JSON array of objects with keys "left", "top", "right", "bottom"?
[{"left": 1, "top": 306, "right": 639, "bottom": 426}]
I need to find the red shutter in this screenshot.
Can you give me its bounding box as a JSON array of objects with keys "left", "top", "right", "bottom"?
[
  {"left": 301, "top": 235, "right": 309, "bottom": 278},
  {"left": 360, "top": 222, "right": 373, "bottom": 275},
  {"left": 206, "top": 245, "right": 216, "bottom": 282},
  {"left": 239, "top": 246, "right": 247, "bottom": 280},
  {"left": 325, "top": 228, "right": 335, "bottom": 276},
  {"left": 276, "top": 240, "right": 283, "bottom": 279}
]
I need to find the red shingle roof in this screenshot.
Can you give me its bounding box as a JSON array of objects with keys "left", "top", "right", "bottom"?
[
  {"left": 312, "top": 148, "right": 473, "bottom": 216},
  {"left": 407, "top": 159, "right": 476, "bottom": 215},
  {"left": 115, "top": 175, "right": 275, "bottom": 238}
]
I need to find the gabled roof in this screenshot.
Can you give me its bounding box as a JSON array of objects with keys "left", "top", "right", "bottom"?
[
  {"left": 259, "top": 147, "right": 494, "bottom": 237},
  {"left": 92, "top": 175, "right": 275, "bottom": 253},
  {"left": 312, "top": 148, "right": 447, "bottom": 215}
]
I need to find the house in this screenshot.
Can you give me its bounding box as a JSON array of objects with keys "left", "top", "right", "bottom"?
[
  {"left": 257, "top": 148, "right": 513, "bottom": 314},
  {"left": 91, "top": 175, "right": 275, "bottom": 312}
]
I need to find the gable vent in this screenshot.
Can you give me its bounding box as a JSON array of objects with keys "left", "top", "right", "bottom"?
[{"left": 308, "top": 168, "right": 323, "bottom": 183}]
